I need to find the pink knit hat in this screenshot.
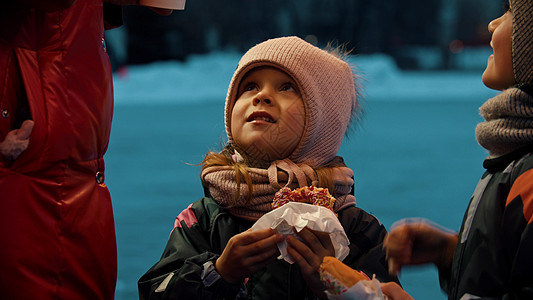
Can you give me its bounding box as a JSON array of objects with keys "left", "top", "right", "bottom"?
[
  {"left": 224, "top": 36, "right": 357, "bottom": 168},
  {"left": 511, "top": 0, "right": 533, "bottom": 83}
]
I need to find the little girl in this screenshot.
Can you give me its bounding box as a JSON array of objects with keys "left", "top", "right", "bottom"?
[
  {"left": 138, "top": 36, "right": 397, "bottom": 299},
  {"left": 381, "top": 0, "right": 533, "bottom": 299}
]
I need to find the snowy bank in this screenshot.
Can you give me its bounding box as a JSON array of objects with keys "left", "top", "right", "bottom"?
[{"left": 112, "top": 52, "right": 498, "bottom": 105}]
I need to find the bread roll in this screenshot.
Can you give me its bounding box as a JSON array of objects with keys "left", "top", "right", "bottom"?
[{"left": 320, "top": 256, "right": 369, "bottom": 288}]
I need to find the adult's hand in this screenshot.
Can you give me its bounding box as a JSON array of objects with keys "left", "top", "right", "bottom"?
[
  {"left": 215, "top": 228, "right": 284, "bottom": 284},
  {"left": 383, "top": 219, "right": 458, "bottom": 275},
  {"left": 0, "top": 120, "right": 34, "bottom": 161},
  {"left": 286, "top": 227, "right": 335, "bottom": 298}
]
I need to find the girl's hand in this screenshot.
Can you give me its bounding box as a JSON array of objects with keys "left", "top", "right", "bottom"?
[
  {"left": 380, "top": 282, "right": 414, "bottom": 300},
  {"left": 215, "top": 228, "right": 284, "bottom": 284},
  {"left": 286, "top": 227, "right": 335, "bottom": 298},
  {"left": 383, "top": 219, "right": 458, "bottom": 275}
]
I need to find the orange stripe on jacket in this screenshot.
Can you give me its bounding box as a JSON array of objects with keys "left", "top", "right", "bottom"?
[{"left": 507, "top": 169, "right": 533, "bottom": 224}]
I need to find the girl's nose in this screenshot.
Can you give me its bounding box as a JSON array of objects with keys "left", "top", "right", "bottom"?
[
  {"left": 253, "top": 88, "right": 273, "bottom": 105},
  {"left": 488, "top": 16, "right": 502, "bottom": 33},
  {"left": 253, "top": 94, "right": 272, "bottom": 105}
]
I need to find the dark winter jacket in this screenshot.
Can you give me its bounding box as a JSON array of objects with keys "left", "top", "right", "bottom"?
[
  {"left": 138, "top": 197, "right": 397, "bottom": 299},
  {"left": 441, "top": 145, "right": 533, "bottom": 299}
]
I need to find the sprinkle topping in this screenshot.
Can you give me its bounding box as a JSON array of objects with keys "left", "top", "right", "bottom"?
[{"left": 272, "top": 186, "right": 336, "bottom": 212}]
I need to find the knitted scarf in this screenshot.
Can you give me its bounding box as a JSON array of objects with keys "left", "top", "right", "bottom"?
[
  {"left": 201, "top": 156, "right": 357, "bottom": 221},
  {"left": 476, "top": 86, "right": 533, "bottom": 157}
]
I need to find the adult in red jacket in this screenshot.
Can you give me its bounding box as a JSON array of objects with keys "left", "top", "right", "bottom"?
[{"left": 0, "top": 1, "right": 121, "bottom": 299}]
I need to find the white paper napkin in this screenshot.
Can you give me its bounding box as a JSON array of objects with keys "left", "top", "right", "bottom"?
[{"left": 251, "top": 202, "right": 350, "bottom": 264}]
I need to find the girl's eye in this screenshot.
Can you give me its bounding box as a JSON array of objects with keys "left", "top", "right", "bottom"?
[
  {"left": 280, "top": 83, "right": 296, "bottom": 92},
  {"left": 243, "top": 82, "right": 258, "bottom": 92}
]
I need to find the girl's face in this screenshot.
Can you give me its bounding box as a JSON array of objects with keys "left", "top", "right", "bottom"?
[
  {"left": 482, "top": 2, "right": 515, "bottom": 90},
  {"left": 231, "top": 66, "right": 305, "bottom": 162}
]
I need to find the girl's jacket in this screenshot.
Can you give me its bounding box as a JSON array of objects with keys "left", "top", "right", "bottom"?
[
  {"left": 441, "top": 146, "right": 533, "bottom": 299},
  {"left": 138, "top": 197, "right": 398, "bottom": 300},
  {"left": 0, "top": 1, "right": 120, "bottom": 299}
]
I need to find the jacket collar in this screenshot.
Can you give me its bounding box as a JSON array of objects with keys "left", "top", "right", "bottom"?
[{"left": 483, "top": 143, "right": 533, "bottom": 172}]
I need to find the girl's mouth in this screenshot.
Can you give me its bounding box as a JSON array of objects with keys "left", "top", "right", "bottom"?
[{"left": 247, "top": 111, "right": 275, "bottom": 123}]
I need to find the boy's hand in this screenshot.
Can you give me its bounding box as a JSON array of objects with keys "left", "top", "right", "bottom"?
[
  {"left": 286, "top": 227, "right": 335, "bottom": 298},
  {"left": 0, "top": 120, "right": 34, "bottom": 161},
  {"left": 216, "top": 228, "right": 284, "bottom": 284},
  {"left": 381, "top": 282, "right": 414, "bottom": 300},
  {"left": 383, "top": 219, "right": 458, "bottom": 275}
]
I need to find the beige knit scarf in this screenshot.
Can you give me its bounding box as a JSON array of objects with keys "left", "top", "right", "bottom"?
[
  {"left": 201, "top": 156, "right": 357, "bottom": 221},
  {"left": 476, "top": 86, "right": 533, "bottom": 157}
]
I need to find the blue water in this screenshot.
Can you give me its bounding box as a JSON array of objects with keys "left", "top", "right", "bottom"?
[{"left": 106, "top": 91, "right": 488, "bottom": 299}]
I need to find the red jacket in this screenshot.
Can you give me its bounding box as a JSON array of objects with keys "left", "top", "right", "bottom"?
[{"left": 0, "top": 1, "right": 118, "bottom": 298}]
